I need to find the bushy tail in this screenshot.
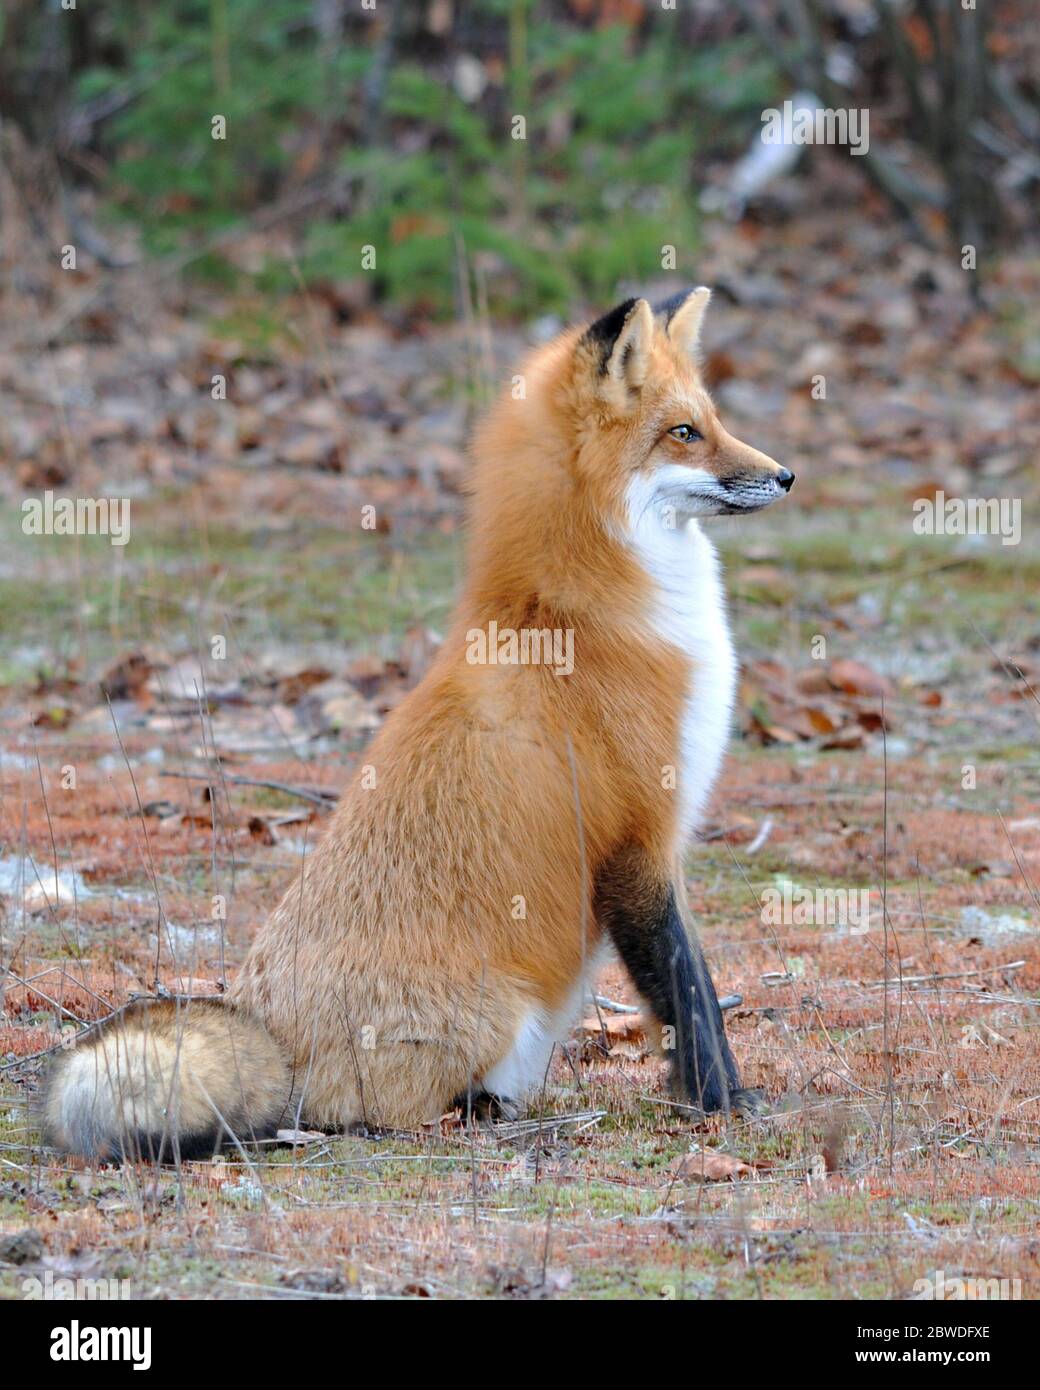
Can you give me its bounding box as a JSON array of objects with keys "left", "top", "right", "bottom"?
[{"left": 43, "top": 999, "right": 291, "bottom": 1162}]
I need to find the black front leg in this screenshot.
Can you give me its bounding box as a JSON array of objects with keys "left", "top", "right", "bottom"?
[{"left": 594, "top": 843, "right": 744, "bottom": 1114}]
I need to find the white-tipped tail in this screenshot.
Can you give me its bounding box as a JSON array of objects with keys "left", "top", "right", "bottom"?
[{"left": 44, "top": 1000, "right": 290, "bottom": 1162}]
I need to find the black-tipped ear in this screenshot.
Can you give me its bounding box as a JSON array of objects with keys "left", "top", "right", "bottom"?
[
  {"left": 579, "top": 298, "right": 654, "bottom": 402},
  {"left": 653, "top": 290, "right": 692, "bottom": 326},
  {"left": 582, "top": 299, "right": 638, "bottom": 374}
]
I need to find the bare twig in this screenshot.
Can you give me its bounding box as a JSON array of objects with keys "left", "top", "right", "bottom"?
[{"left": 159, "top": 769, "right": 337, "bottom": 808}]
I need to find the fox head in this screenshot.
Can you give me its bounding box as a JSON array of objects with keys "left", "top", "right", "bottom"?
[{"left": 562, "top": 289, "right": 793, "bottom": 522}]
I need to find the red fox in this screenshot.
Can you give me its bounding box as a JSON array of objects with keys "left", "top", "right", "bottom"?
[{"left": 45, "top": 290, "right": 793, "bottom": 1160}]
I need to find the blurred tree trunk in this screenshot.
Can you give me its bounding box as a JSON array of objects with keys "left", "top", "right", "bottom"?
[
  {"left": 0, "top": 0, "right": 74, "bottom": 289},
  {"left": 738, "top": 0, "right": 1034, "bottom": 259},
  {"left": 0, "top": 0, "right": 75, "bottom": 143}
]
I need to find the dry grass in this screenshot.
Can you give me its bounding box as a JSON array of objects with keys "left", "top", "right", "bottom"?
[{"left": 2, "top": 735, "right": 1038, "bottom": 1300}]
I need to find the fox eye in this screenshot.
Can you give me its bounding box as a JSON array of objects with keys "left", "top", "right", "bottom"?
[{"left": 669, "top": 423, "right": 702, "bottom": 443}]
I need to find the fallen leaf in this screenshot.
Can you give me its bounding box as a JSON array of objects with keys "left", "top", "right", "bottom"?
[
  {"left": 675, "top": 1149, "right": 755, "bottom": 1182},
  {"left": 100, "top": 651, "right": 154, "bottom": 700},
  {"left": 276, "top": 666, "right": 332, "bottom": 704},
  {"left": 828, "top": 659, "right": 895, "bottom": 699}
]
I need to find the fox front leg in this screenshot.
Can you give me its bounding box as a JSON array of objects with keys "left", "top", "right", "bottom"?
[{"left": 594, "top": 843, "right": 760, "bottom": 1115}]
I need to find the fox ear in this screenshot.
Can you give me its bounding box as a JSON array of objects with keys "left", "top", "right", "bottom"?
[
  {"left": 581, "top": 298, "right": 654, "bottom": 403},
  {"left": 662, "top": 286, "right": 712, "bottom": 356}
]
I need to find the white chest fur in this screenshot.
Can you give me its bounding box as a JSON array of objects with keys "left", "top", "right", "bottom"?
[
  {"left": 625, "top": 490, "right": 737, "bottom": 847},
  {"left": 482, "top": 943, "right": 609, "bottom": 1101},
  {"left": 482, "top": 501, "right": 735, "bottom": 1105}
]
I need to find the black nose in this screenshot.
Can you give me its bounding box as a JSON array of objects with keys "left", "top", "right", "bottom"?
[{"left": 776, "top": 468, "right": 795, "bottom": 492}]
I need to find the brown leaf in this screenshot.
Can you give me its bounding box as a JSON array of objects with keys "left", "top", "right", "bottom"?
[
  {"left": 675, "top": 1149, "right": 755, "bottom": 1182},
  {"left": 100, "top": 651, "right": 154, "bottom": 701},
  {"left": 820, "top": 727, "right": 866, "bottom": 750},
  {"left": 31, "top": 704, "right": 74, "bottom": 729},
  {"left": 280, "top": 431, "right": 344, "bottom": 472},
  {"left": 247, "top": 814, "right": 276, "bottom": 845},
  {"left": 760, "top": 722, "right": 800, "bottom": 744},
  {"left": 793, "top": 666, "right": 833, "bottom": 696},
  {"left": 276, "top": 665, "right": 332, "bottom": 704},
  {"left": 855, "top": 706, "right": 890, "bottom": 732},
  {"left": 828, "top": 659, "right": 895, "bottom": 699}
]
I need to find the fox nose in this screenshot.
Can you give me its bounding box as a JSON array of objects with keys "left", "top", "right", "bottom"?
[{"left": 775, "top": 468, "right": 795, "bottom": 492}]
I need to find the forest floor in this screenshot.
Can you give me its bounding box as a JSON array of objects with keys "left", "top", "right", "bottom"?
[{"left": 2, "top": 170, "right": 1040, "bottom": 1299}]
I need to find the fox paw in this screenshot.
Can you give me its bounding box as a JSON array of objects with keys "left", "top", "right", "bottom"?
[{"left": 453, "top": 1088, "right": 519, "bottom": 1124}]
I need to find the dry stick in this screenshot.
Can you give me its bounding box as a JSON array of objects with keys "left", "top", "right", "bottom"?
[
  {"left": 185, "top": 683, "right": 275, "bottom": 1171},
  {"left": 805, "top": 1000, "right": 860, "bottom": 1091},
  {"left": 865, "top": 961, "right": 1025, "bottom": 989},
  {"left": 529, "top": 733, "right": 590, "bottom": 1244},
  {"left": 675, "top": 851, "right": 764, "bottom": 1299},
  {"left": 898, "top": 865, "right": 981, "bottom": 1184},
  {"left": 996, "top": 809, "right": 1040, "bottom": 916},
  {"left": 12, "top": 961, "right": 112, "bottom": 1009},
  {"left": 468, "top": 962, "right": 489, "bottom": 1227},
  {"left": 104, "top": 693, "right": 176, "bottom": 978},
  {"left": 31, "top": 726, "right": 78, "bottom": 960},
  {"left": 592, "top": 994, "right": 639, "bottom": 1015},
  {"left": 720, "top": 834, "right": 791, "bottom": 980},
  {"left": 20, "top": 853, "right": 77, "bottom": 958},
  {"left": 719, "top": 835, "right": 810, "bottom": 1100},
  {"left": 160, "top": 769, "right": 337, "bottom": 808},
  {"left": 880, "top": 695, "right": 895, "bottom": 1177},
  {"left": 970, "top": 615, "right": 1040, "bottom": 714},
  {"left": 285, "top": 821, "right": 316, "bottom": 1134},
  {"left": 1, "top": 970, "right": 86, "bottom": 1028},
  {"left": 913, "top": 855, "right": 959, "bottom": 1094},
  {"left": 864, "top": 859, "right": 908, "bottom": 1042},
  {"left": 0, "top": 1006, "right": 120, "bottom": 1075},
  {"left": 193, "top": 1076, "right": 279, "bottom": 1218},
  {"left": 1, "top": 730, "right": 82, "bottom": 1001},
  {"left": 910, "top": 987, "right": 1039, "bottom": 1008},
  {"left": 197, "top": 669, "right": 236, "bottom": 987}
]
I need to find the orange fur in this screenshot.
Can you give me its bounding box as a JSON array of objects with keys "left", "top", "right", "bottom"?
[
  {"left": 47, "top": 292, "right": 790, "bottom": 1155},
  {"left": 232, "top": 293, "right": 787, "bottom": 1128}
]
